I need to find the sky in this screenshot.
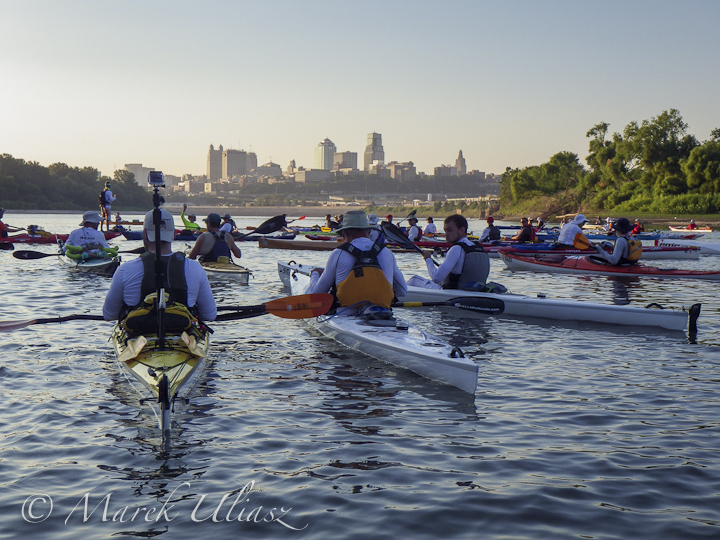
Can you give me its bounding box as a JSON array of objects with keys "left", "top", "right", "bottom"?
[{"left": 1, "top": 0, "right": 719, "bottom": 179}]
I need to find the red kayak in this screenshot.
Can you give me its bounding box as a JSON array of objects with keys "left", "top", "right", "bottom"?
[
  {"left": 500, "top": 252, "right": 720, "bottom": 280},
  {"left": 0, "top": 231, "right": 121, "bottom": 244}
]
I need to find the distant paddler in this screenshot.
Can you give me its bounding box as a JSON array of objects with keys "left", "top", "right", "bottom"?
[
  {"left": 0, "top": 208, "right": 23, "bottom": 238},
  {"left": 589, "top": 217, "right": 642, "bottom": 265},
  {"left": 556, "top": 214, "right": 588, "bottom": 248},
  {"left": 63, "top": 211, "right": 118, "bottom": 260},
  {"left": 188, "top": 213, "right": 242, "bottom": 263},
  {"left": 180, "top": 203, "right": 201, "bottom": 233}
]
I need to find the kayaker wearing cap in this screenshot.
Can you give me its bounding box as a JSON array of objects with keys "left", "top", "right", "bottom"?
[
  {"left": 219, "top": 213, "right": 238, "bottom": 234},
  {"left": 424, "top": 217, "right": 437, "bottom": 235},
  {"left": 535, "top": 217, "right": 545, "bottom": 232},
  {"left": 478, "top": 216, "right": 501, "bottom": 242},
  {"left": 367, "top": 213, "right": 385, "bottom": 243},
  {"left": 687, "top": 219, "right": 697, "bottom": 230},
  {"left": 407, "top": 217, "right": 423, "bottom": 243},
  {"left": 604, "top": 217, "right": 615, "bottom": 232},
  {"left": 631, "top": 218, "right": 645, "bottom": 235},
  {"left": 556, "top": 214, "right": 588, "bottom": 248},
  {"left": 188, "top": 213, "right": 242, "bottom": 263},
  {"left": 308, "top": 210, "right": 406, "bottom": 309},
  {"left": 383, "top": 214, "right": 393, "bottom": 225},
  {"left": 99, "top": 181, "right": 117, "bottom": 232},
  {"left": 421, "top": 214, "right": 490, "bottom": 289},
  {"left": 180, "top": 203, "right": 201, "bottom": 232},
  {"left": 591, "top": 217, "right": 642, "bottom": 265},
  {"left": 102, "top": 208, "right": 216, "bottom": 322},
  {"left": 509, "top": 217, "right": 536, "bottom": 243},
  {"left": 64, "top": 211, "right": 110, "bottom": 252}
]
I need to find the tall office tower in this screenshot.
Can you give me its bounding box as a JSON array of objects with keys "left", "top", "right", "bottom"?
[
  {"left": 207, "top": 144, "right": 223, "bottom": 181},
  {"left": 363, "top": 133, "right": 384, "bottom": 171},
  {"left": 247, "top": 152, "right": 258, "bottom": 171},
  {"left": 314, "top": 138, "right": 336, "bottom": 170},
  {"left": 456, "top": 150, "right": 466, "bottom": 176},
  {"left": 333, "top": 151, "right": 358, "bottom": 171},
  {"left": 222, "top": 149, "right": 250, "bottom": 179}
]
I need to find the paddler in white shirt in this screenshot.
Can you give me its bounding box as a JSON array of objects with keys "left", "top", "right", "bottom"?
[
  {"left": 421, "top": 214, "right": 490, "bottom": 289},
  {"left": 556, "top": 214, "right": 588, "bottom": 248},
  {"left": 308, "top": 210, "right": 407, "bottom": 313},
  {"left": 63, "top": 211, "right": 118, "bottom": 260},
  {"left": 407, "top": 217, "right": 423, "bottom": 242}
]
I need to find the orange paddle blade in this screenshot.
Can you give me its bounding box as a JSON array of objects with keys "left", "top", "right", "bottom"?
[
  {"left": 264, "top": 293, "right": 334, "bottom": 319},
  {"left": 573, "top": 232, "right": 591, "bottom": 249}
]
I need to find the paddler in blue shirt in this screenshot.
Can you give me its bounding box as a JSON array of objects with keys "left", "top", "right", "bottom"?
[
  {"left": 308, "top": 210, "right": 407, "bottom": 313},
  {"left": 591, "top": 217, "right": 642, "bottom": 265}
]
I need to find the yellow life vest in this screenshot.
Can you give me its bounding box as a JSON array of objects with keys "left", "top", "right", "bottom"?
[
  {"left": 626, "top": 238, "right": 642, "bottom": 262},
  {"left": 335, "top": 242, "right": 395, "bottom": 309}
]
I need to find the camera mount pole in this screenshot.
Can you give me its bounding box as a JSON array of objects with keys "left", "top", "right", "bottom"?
[{"left": 150, "top": 172, "right": 167, "bottom": 350}]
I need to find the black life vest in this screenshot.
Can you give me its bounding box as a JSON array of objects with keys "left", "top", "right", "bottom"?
[
  {"left": 98, "top": 188, "right": 109, "bottom": 206},
  {"left": 200, "top": 231, "right": 232, "bottom": 263},
  {"left": 334, "top": 242, "right": 395, "bottom": 309},
  {"left": 487, "top": 225, "right": 501, "bottom": 241},
  {"left": 442, "top": 241, "right": 490, "bottom": 290}
]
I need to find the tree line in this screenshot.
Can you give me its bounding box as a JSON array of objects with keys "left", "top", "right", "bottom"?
[
  {"left": 500, "top": 109, "right": 720, "bottom": 215},
  {"left": 0, "top": 155, "right": 152, "bottom": 210}
]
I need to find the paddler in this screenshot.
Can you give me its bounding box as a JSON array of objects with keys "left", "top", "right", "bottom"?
[
  {"left": 590, "top": 217, "right": 642, "bottom": 265},
  {"left": 509, "top": 217, "right": 536, "bottom": 243},
  {"left": 420, "top": 214, "right": 489, "bottom": 289},
  {"left": 180, "top": 203, "right": 201, "bottom": 232},
  {"left": 63, "top": 211, "right": 115, "bottom": 259},
  {"left": 102, "top": 208, "right": 216, "bottom": 322},
  {"left": 556, "top": 214, "right": 588, "bottom": 248},
  {"left": 478, "top": 216, "right": 501, "bottom": 242},
  {"left": 307, "top": 210, "right": 407, "bottom": 313},
  {"left": 187, "top": 213, "right": 242, "bottom": 263},
  {"left": 0, "top": 208, "right": 23, "bottom": 237}
]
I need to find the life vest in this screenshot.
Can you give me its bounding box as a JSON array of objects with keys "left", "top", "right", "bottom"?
[
  {"left": 64, "top": 244, "right": 119, "bottom": 260},
  {"left": 622, "top": 237, "right": 643, "bottom": 264},
  {"left": 199, "top": 231, "right": 232, "bottom": 263},
  {"left": 121, "top": 252, "right": 194, "bottom": 334},
  {"left": 334, "top": 242, "right": 395, "bottom": 309},
  {"left": 487, "top": 225, "right": 501, "bottom": 241},
  {"left": 442, "top": 241, "right": 490, "bottom": 290},
  {"left": 99, "top": 189, "right": 109, "bottom": 206}
]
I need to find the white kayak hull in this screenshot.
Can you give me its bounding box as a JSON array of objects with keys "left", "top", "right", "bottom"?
[
  {"left": 285, "top": 264, "right": 479, "bottom": 393},
  {"left": 200, "top": 260, "right": 250, "bottom": 284},
  {"left": 278, "top": 261, "right": 692, "bottom": 331},
  {"left": 58, "top": 254, "right": 120, "bottom": 275},
  {"left": 658, "top": 240, "right": 720, "bottom": 256}
]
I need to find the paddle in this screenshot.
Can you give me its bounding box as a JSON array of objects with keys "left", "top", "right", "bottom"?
[
  {"left": 573, "top": 232, "right": 595, "bottom": 250},
  {"left": 396, "top": 209, "right": 418, "bottom": 226},
  {"left": 214, "top": 293, "right": 334, "bottom": 320},
  {"left": 234, "top": 214, "right": 288, "bottom": 240},
  {"left": 286, "top": 215, "right": 306, "bottom": 224},
  {"left": 381, "top": 222, "right": 440, "bottom": 266},
  {"left": 13, "top": 246, "right": 146, "bottom": 260},
  {"left": 0, "top": 294, "right": 335, "bottom": 333},
  {"left": 393, "top": 296, "right": 504, "bottom": 315}
]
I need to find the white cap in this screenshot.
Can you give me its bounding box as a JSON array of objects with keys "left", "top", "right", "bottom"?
[
  {"left": 143, "top": 208, "right": 175, "bottom": 242},
  {"left": 80, "top": 211, "right": 103, "bottom": 226}
]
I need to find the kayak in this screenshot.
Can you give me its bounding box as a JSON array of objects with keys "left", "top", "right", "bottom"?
[
  {"left": 58, "top": 253, "right": 120, "bottom": 275},
  {"left": 669, "top": 226, "right": 712, "bottom": 232},
  {"left": 283, "top": 263, "right": 479, "bottom": 393},
  {"left": 0, "top": 231, "right": 121, "bottom": 244},
  {"left": 111, "top": 319, "right": 210, "bottom": 439},
  {"left": 200, "top": 259, "right": 251, "bottom": 284},
  {"left": 233, "top": 232, "right": 296, "bottom": 242},
  {"left": 496, "top": 243, "right": 700, "bottom": 260},
  {"left": 658, "top": 240, "right": 720, "bottom": 256},
  {"left": 278, "top": 262, "right": 699, "bottom": 331},
  {"left": 500, "top": 252, "right": 720, "bottom": 281}
]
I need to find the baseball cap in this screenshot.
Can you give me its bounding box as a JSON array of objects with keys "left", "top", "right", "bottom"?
[
  {"left": 143, "top": 208, "right": 176, "bottom": 242},
  {"left": 487, "top": 216, "right": 494, "bottom": 223},
  {"left": 204, "top": 213, "right": 222, "bottom": 226}
]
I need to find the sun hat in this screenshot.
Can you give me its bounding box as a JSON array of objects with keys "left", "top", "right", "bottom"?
[
  {"left": 367, "top": 213, "right": 379, "bottom": 226},
  {"left": 613, "top": 217, "right": 632, "bottom": 233},
  {"left": 80, "top": 211, "right": 103, "bottom": 226},
  {"left": 337, "top": 210, "right": 378, "bottom": 232},
  {"left": 222, "top": 213, "right": 232, "bottom": 220},
  {"left": 408, "top": 217, "right": 418, "bottom": 224},
  {"left": 572, "top": 214, "right": 588, "bottom": 224},
  {"left": 487, "top": 216, "right": 494, "bottom": 223},
  {"left": 143, "top": 208, "right": 176, "bottom": 242},
  {"left": 204, "top": 213, "right": 222, "bottom": 227},
  {"left": 537, "top": 217, "right": 543, "bottom": 221},
  {"left": 606, "top": 217, "right": 613, "bottom": 222}
]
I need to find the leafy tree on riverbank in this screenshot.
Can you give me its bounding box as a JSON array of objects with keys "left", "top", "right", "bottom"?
[
  {"left": 500, "top": 109, "right": 720, "bottom": 215},
  {"left": 0, "top": 154, "right": 152, "bottom": 210}
]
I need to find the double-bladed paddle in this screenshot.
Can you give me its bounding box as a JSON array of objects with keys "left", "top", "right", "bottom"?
[
  {"left": 0, "top": 293, "right": 334, "bottom": 332},
  {"left": 13, "top": 246, "right": 146, "bottom": 260},
  {"left": 573, "top": 232, "right": 595, "bottom": 250},
  {"left": 395, "top": 209, "right": 418, "bottom": 226},
  {"left": 393, "top": 296, "right": 504, "bottom": 315},
  {"left": 234, "top": 214, "right": 289, "bottom": 240},
  {"left": 381, "top": 222, "right": 440, "bottom": 266}
]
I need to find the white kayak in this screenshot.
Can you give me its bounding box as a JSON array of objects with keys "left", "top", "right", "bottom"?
[
  {"left": 279, "top": 262, "right": 698, "bottom": 332},
  {"left": 199, "top": 259, "right": 251, "bottom": 284},
  {"left": 283, "top": 263, "right": 479, "bottom": 394},
  {"left": 658, "top": 240, "right": 720, "bottom": 256},
  {"left": 58, "top": 253, "right": 120, "bottom": 275}
]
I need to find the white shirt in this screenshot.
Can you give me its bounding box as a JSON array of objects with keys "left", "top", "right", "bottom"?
[
  {"left": 424, "top": 223, "right": 437, "bottom": 234},
  {"left": 426, "top": 237, "right": 473, "bottom": 285},
  {"left": 65, "top": 227, "right": 109, "bottom": 248},
  {"left": 407, "top": 225, "right": 422, "bottom": 242},
  {"left": 558, "top": 222, "right": 585, "bottom": 245},
  {"left": 308, "top": 237, "right": 407, "bottom": 298},
  {"left": 219, "top": 223, "right": 233, "bottom": 234},
  {"left": 103, "top": 256, "right": 217, "bottom": 321}
]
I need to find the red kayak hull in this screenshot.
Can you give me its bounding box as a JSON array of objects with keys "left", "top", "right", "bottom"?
[{"left": 0, "top": 232, "right": 121, "bottom": 244}]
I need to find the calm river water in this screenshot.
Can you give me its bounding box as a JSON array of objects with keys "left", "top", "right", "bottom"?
[{"left": 1, "top": 212, "right": 719, "bottom": 539}]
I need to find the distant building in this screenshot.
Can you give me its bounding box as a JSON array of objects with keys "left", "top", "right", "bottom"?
[
  {"left": 222, "top": 149, "right": 257, "bottom": 179},
  {"left": 287, "top": 159, "right": 297, "bottom": 175},
  {"left": 456, "top": 150, "right": 466, "bottom": 176},
  {"left": 367, "top": 162, "right": 392, "bottom": 179},
  {"left": 206, "top": 144, "right": 223, "bottom": 182},
  {"left": 434, "top": 165, "right": 457, "bottom": 177},
  {"left": 295, "top": 169, "right": 332, "bottom": 183},
  {"left": 468, "top": 170, "right": 486, "bottom": 180},
  {"left": 255, "top": 161, "right": 283, "bottom": 177},
  {"left": 124, "top": 164, "right": 156, "bottom": 187},
  {"left": 363, "top": 133, "right": 384, "bottom": 171},
  {"left": 387, "top": 161, "right": 416, "bottom": 181},
  {"left": 314, "top": 139, "right": 336, "bottom": 170},
  {"left": 333, "top": 151, "right": 358, "bottom": 171}
]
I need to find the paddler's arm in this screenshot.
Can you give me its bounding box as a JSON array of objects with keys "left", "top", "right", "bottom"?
[
  {"left": 181, "top": 204, "right": 192, "bottom": 228},
  {"left": 187, "top": 234, "right": 205, "bottom": 260},
  {"left": 189, "top": 260, "right": 217, "bottom": 321},
  {"left": 102, "top": 266, "right": 127, "bottom": 321},
  {"left": 594, "top": 237, "right": 627, "bottom": 265},
  {"left": 424, "top": 244, "right": 461, "bottom": 285},
  {"left": 224, "top": 233, "right": 242, "bottom": 259},
  {"left": 308, "top": 251, "right": 340, "bottom": 294}
]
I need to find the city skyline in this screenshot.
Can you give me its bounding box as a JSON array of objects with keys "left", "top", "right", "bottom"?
[{"left": 1, "top": 1, "right": 718, "bottom": 180}]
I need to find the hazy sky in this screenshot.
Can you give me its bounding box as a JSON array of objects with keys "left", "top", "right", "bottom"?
[{"left": 2, "top": 0, "right": 719, "bottom": 179}]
